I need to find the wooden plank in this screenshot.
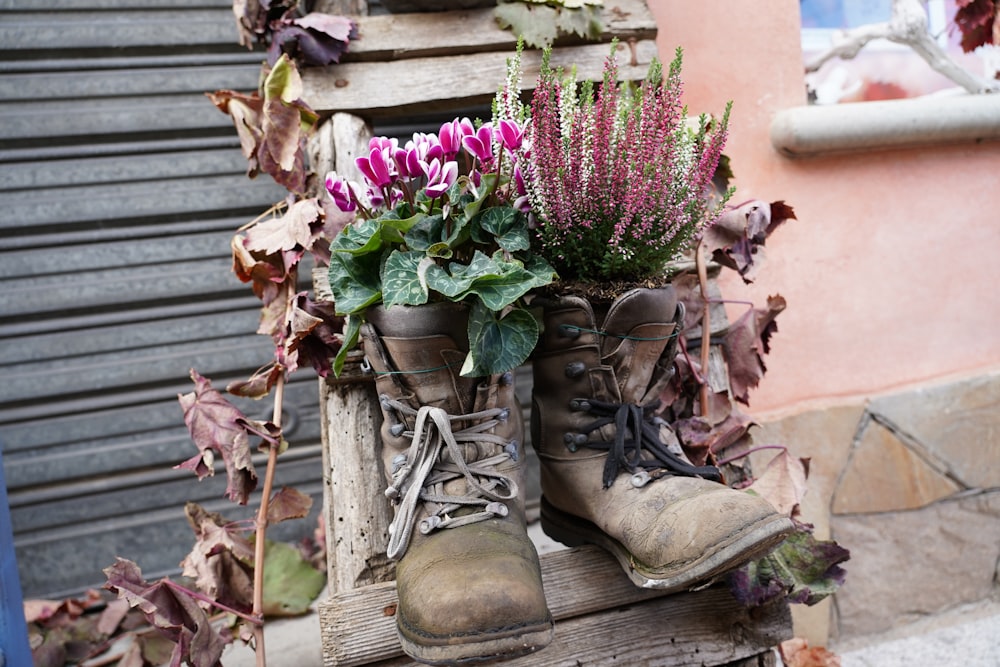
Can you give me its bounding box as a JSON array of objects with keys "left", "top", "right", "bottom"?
[
  {"left": 333, "top": 0, "right": 656, "bottom": 62},
  {"left": 320, "top": 357, "right": 396, "bottom": 592},
  {"left": 319, "top": 546, "right": 790, "bottom": 666},
  {"left": 301, "top": 39, "right": 660, "bottom": 118}
]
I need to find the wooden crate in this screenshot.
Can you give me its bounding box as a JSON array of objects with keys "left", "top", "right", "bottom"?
[{"left": 305, "top": 3, "right": 792, "bottom": 665}]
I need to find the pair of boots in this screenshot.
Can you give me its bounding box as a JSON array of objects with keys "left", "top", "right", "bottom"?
[{"left": 361, "top": 287, "right": 792, "bottom": 665}]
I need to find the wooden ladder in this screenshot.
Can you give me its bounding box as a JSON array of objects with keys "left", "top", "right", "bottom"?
[{"left": 305, "top": 2, "right": 791, "bottom": 664}]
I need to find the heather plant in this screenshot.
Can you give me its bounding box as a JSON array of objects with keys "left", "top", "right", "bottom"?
[{"left": 520, "top": 45, "right": 732, "bottom": 284}]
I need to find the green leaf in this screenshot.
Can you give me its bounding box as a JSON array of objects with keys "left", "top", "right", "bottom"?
[
  {"left": 382, "top": 250, "right": 429, "bottom": 307},
  {"left": 262, "top": 541, "right": 326, "bottom": 617},
  {"left": 328, "top": 251, "right": 382, "bottom": 315},
  {"left": 495, "top": 3, "right": 560, "bottom": 48},
  {"left": 331, "top": 218, "right": 383, "bottom": 256},
  {"left": 479, "top": 207, "right": 530, "bottom": 252},
  {"left": 462, "top": 301, "right": 539, "bottom": 376},
  {"left": 332, "top": 314, "right": 361, "bottom": 377},
  {"left": 404, "top": 213, "right": 464, "bottom": 252},
  {"left": 727, "top": 521, "right": 850, "bottom": 608}
]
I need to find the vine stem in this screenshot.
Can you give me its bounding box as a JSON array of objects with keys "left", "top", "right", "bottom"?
[
  {"left": 251, "top": 369, "right": 286, "bottom": 667},
  {"left": 695, "top": 240, "right": 711, "bottom": 416},
  {"left": 715, "top": 444, "right": 788, "bottom": 467}
]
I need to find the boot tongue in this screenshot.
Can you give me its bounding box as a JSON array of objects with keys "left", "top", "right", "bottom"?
[{"left": 598, "top": 287, "right": 678, "bottom": 405}]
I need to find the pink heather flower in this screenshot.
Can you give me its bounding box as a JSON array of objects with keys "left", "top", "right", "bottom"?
[
  {"left": 462, "top": 123, "right": 494, "bottom": 163},
  {"left": 496, "top": 119, "right": 524, "bottom": 152},
  {"left": 356, "top": 146, "right": 394, "bottom": 189},
  {"left": 324, "top": 172, "right": 356, "bottom": 212}
]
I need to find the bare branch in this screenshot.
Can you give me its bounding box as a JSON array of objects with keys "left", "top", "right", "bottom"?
[{"left": 805, "top": 0, "right": 1000, "bottom": 94}]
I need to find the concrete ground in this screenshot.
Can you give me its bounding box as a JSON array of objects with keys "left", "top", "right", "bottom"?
[{"left": 221, "top": 527, "right": 1000, "bottom": 667}]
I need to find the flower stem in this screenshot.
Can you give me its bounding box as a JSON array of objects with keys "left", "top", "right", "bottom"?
[
  {"left": 251, "top": 338, "right": 289, "bottom": 667},
  {"left": 696, "top": 240, "right": 711, "bottom": 415}
]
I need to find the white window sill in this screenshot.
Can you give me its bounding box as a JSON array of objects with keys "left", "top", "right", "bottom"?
[{"left": 770, "top": 93, "right": 1000, "bottom": 158}]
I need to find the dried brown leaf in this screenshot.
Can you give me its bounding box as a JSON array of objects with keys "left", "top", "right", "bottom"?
[
  {"left": 176, "top": 370, "right": 258, "bottom": 505},
  {"left": 746, "top": 449, "right": 810, "bottom": 516},
  {"left": 267, "top": 486, "right": 314, "bottom": 524},
  {"left": 779, "top": 637, "right": 842, "bottom": 667}
]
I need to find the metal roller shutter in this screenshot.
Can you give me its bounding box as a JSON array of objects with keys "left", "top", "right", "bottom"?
[{"left": 1, "top": 0, "right": 325, "bottom": 598}]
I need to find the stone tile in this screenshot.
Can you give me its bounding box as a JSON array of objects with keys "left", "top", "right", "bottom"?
[
  {"left": 869, "top": 370, "right": 1000, "bottom": 489},
  {"left": 754, "top": 403, "right": 864, "bottom": 540},
  {"left": 832, "top": 490, "right": 1000, "bottom": 639},
  {"left": 832, "top": 419, "right": 962, "bottom": 514}
]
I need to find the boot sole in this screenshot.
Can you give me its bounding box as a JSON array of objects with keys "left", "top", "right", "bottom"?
[
  {"left": 397, "top": 618, "right": 554, "bottom": 666},
  {"left": 540, "top": 495, "right": 794, "bottom": 591}
]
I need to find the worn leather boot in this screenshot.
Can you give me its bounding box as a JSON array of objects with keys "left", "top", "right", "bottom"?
[
  {"left": 531, "top": 286, "right": 793, "bottom": 591},
  {"left": 361, "top": 302, "right": 553, "bottom": 665}
]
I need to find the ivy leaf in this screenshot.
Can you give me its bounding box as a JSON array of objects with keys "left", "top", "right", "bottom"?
[
  {"left": 727, "top": 521, "right": 850, "bottom": 607},
  {"left": 462, "top": 301, "right": 539, "bottom": 377},
  {"left": 282, "top": 293, "right": 344, "bottom": 378},
  {"left": 479, "top": 207, "right": 530, "bottom": 252},
  {"left": 261, "top": 541, "right": 326, "bottom": 617},
  {"left": 954, "top": 0, "right": 1000, "bottom": 53},
  {"left": 103, "top": 559, "right": 229, "bottom": 667},
  {"left": 381, "top": 250, "right": 429, "bottom": 308},
  {"left": 176, "top": 370, "right": 258, "bottom": 505}
]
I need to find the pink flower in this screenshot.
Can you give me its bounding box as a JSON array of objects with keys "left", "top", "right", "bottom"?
[
  {"left": 356, "top": 146, "right": 394, "bottom": 188},
  {"left": 496, "top": 119, "right": 524, "bottom": 152},
  {"left": 439, "top": 118, "right": 475, "bottom": 158},
  {"left": 462, "top": 123, "right": 494, "bottom": 163},
  {"left": 324, "top": 172, "right": 356, "bottom": 212},
  {"left": 423, "top": 159, "right": 458, "bottom": 199}
]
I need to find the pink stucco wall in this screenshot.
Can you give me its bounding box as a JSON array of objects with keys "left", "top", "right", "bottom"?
[{"left": 650, "top": 0, "right": 1000, "bottom": 415}]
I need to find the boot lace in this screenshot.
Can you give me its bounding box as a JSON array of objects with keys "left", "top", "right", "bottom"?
[
  {"left": 567, "top": 398, "right": 722, "bottom": 488},
  {"left": 380, "top": 396, "right": 519, "bottom": 560}
]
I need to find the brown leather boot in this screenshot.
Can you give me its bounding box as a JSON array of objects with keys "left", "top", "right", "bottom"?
[
  {"left": 361, "top": 302, "right": 553, "bottom": 665},
  {"left": 530, "top": 286, "right": 793, "bottom": 591}
]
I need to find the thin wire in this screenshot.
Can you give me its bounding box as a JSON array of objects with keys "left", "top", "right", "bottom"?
[
  {"left": 365, "top": 359, "right": 465, "bottom": 375},
  {"left": 561, "top": 324, "right": 680, "bottom": 342}
]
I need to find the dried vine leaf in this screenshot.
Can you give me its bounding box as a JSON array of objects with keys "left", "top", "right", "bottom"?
[
  {"left": 104, "top": 559, "right": 228, "bottom": 667},
  {"left": 267, "top": 486, "right": 314, "bottom": 524},
  {"left": 722, "top": 294, "right": 786, "bottom": 405},
  {"left": 176, "top": 370, "right": 258, "bottom": 505},
  {"left": 779, "top": 637, "right": 842, "bottom": 667},
  {"left": 745, "top": 450, "right": 810, "bottom": 516},
  {"left": 702, "top": 199, "right": 796, "bottom": 283}
]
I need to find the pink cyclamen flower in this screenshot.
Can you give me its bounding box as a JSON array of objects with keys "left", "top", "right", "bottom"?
[
  {"left": 325, "top": 173, "right": 356, "bottom": 212},
  {"left": 439, "top": 117, "right": 475, "bottom": 158},
  {"left": 462, "top": 123, "right": 494, "bottom": 163},
  {"left": 423, "top": 159, "right": 458, "bottom": 199},
  {"left": 356, "top": 146, "right": 394, "bottom": 188},
  {"left": 496, "top": 119, "right": 524, "bottom": 152}
]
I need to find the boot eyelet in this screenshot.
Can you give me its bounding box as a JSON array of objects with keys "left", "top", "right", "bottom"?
[
  {"left": 390, "top": 423, "right": 405, "bottom": 437},
  {"left": 485, "top": 501, "right": 509, "bottom": 518},
  {"left": 498, "top": 407, "right": 510, "bottom": 422},
  {"left": 391, "top": 453, "right": 407, "bottom": 474},
  {"left": 563, "top": 432, "right": 587, "bottom": 451},
  {"left": 420, "top": 516, "right": 442, "bottom": 534},
  {"left": 564, "top": 361, "right": 586, "bottom": 378},
  {"left": 504, "top": 441, "right": 520, "bottom": 462},
  {"left": 500, "top": 371, "right": 514, "bottom": 385},
  {"left": 569, "top": 398, "right": 591, "bottom": 412},
  {"left": 631, "top": 471, "right": 652, "bottom": 487},
  {"left": 558, "top": 323, "right": 581, "bottom": 339}
]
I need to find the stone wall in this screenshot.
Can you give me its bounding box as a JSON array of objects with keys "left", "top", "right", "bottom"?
[{"left": 750, "top": 368, "right": 1000, "bottom": 646}]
